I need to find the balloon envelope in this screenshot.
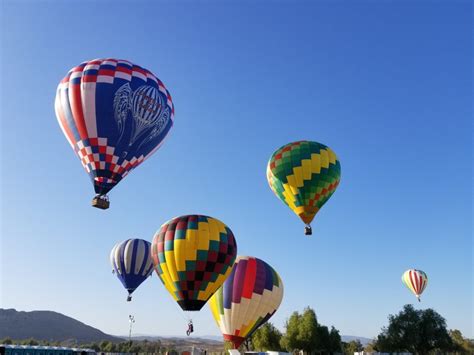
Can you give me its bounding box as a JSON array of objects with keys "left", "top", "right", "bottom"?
[
  {"left": 209, "top": 256, "right": 284, "bottom": 349},
  {"left": 267, "top": 140, "right": 341, "bottom": 228},
  {"left": 110, "top": 238, "right": 154, "bottom": 298},
  {"left": 402, "top": 269, "right": 428, "bottom": 301},
  {"left": 55, "top": 58, "right": 174, "bottom": 196},
  {"left": 151, "top": 215, "right": 237, "bottom": 311}
]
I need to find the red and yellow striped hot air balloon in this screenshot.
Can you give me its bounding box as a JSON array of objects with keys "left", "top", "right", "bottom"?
[{"left": 402, "top": 269, "right": 428, "bottom": 302}]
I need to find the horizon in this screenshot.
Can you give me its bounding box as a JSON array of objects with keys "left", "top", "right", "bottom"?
[
  {"left": 1, "top": 0, "right": 472, "bottom": 342},
  {"left": 1, "top": 306, "right": 373, "bottom": 342}
]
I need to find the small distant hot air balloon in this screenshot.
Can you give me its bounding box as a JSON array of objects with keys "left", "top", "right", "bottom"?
[
  {"left": 55, "top": 58, "right": 174, "bottom": 209},
  {"left": 267, "top": 140, "right": 341, "bottom": 235},
  {"left": 151, "top": 215, "right": 237, "bottom": 312},
  {"left": 402, "top": 269, "right": 428, "bottom": 302},
  {"left": 110, "top": 239, "right": 154, "bottom": 301},
  {"left": 209, "top": 256, "right": 284, "bottom": 349}
]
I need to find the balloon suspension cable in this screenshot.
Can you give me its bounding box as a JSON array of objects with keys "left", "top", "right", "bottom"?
[
  {"left": 179, "top": 306, "right": 197, "bottom": 336},
  {"left": 162, "top": 291, "right": 192, "bottom": 322},
  {"left": 182, "top": 310, "right": 192, "bottom": 322},
  {"left": 304, "top": 224, "right": 312, "bottom": 236}
]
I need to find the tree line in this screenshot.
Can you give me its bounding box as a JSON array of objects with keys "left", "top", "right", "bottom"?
[
  {"left": 2, "top": 305, "right": 473, "bottom": 354},
  {"left": 246, "top": 305, "right": 474, "bottom": 354}
]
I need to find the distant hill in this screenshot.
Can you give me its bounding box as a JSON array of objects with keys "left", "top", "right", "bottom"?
[
  {"left": 341, "top": 335, "right": 373, "bottom": 346},
  {"left": 0, "top": 308, "right": 123, "bottom": 344}
]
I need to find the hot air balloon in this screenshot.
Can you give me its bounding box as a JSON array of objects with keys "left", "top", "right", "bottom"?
[
  {"left": 55, "top": 58, "right": 174, "bottom": 209},
  {"left": 110, "top": 238, "right": 154, "bottom": 301},
  {"left": 267, "top": 140, "right": 341, "bottom": 235},
  {"left": 151, "top": 215, "right": 237, "bottom": 312},
  {"left": 209, "top": 256, "right": 283, "bottom": 349},
  {"left": 402, "top": 269, "right": 428, "bottom": 302}
]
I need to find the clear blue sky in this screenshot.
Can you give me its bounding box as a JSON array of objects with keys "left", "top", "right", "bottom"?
[{"left": 1, "top": 0, "right": 472, "bottom": 340}]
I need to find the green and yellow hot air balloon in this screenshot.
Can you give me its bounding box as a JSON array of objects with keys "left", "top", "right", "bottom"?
[{"left": 266, "top": 140, "right": 341, "bottom": 235}]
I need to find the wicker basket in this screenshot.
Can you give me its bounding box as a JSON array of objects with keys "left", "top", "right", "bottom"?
[{"left": 92, "top": 196, "right": 110, "bottom": 210}]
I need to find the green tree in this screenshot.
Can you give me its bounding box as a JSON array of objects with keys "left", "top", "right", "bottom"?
[
  {"left": 375, "top": 304, "right": 454, "bottom": 354},
  {"left": 22, "top": 339, "right": 39, "bottom": 346},
  {"left": 153, "top": 340, "right": 163, "bottom": 353},
  {"left": 363, "top": 341, "right": 377, "bottom": 353},
  {"left": 280, "top": 312, "right": 301, "bottom": 352},
  {"left": 1, "top": 338, "right": 13, "bottom": 345},
  {"left": 166, "top": 349, "right": 179, "bottom": 355},
  {"left": 315, "top": 325, "right": 329, "bottom": 352},
  {"left": 300, "top": 307, "right": 321, "bottom": 352},
  {"left": 223, "top": 340, "right": 235, "bottom": 352},
  {"left": 450, "top": 329, "right": 474, "bottom": 354},
  {"left": 251, "top": 323, "right": 282, "bottom": 351},
  {"left": 142, "top": 340, "right": 162, "bottom": 353},
  {"left": 280, "top": 311, "right": 302, "bottom": 351},
  {"left": 111, "top": 343, "right": 120, "bottom": 352},
  {"left": 343, "top": 339, "right": 363, "bottom": 354},
  {"left": 119, "top": 341, "right": 136, "bottom": 353},
  {"left": 280, "top": 307, "right": 341, "bottom": 354},
  {"left": 86, "top": 343, "right": 101, "bottom": 352},
  {"left": 128, "top": 342, "right": 141, "bottom": 354},
  {"left": 99, "top": 340, "right": 111, "bottom": 351},
  {"left": 327, "top": 326, "right": 342, "bottom": 353}
]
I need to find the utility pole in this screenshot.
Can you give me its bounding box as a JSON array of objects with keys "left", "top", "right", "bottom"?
[{"left": 128, "top": 315, "right": 135, "bottom": 343}]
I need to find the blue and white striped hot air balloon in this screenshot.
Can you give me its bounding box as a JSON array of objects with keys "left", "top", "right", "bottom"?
[{"left": 110, "top": 238, "right": 154, "bottom": 301}]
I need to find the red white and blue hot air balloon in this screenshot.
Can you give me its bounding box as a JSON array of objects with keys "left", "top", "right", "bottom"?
[
  {"left": 110, "top": 238, "right": 154, "bottom": 301},
  {"left": 55, "top": 58, "right": 174, "bottom": 209}
]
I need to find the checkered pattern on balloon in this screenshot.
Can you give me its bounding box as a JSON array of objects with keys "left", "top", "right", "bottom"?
[{"left": 151, "top": 215, "right": 238, "bottom": 311}]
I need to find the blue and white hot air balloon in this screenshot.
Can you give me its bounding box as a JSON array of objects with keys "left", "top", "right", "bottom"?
[
  {"left": 55, "top": 58, "right": 175, "bottom": 209},
  {"left": 110, "top": 238, "right": 154, "bottom": 301}
]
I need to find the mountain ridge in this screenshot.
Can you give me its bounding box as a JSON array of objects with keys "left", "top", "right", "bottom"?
[{"left": 0, "top": 308, "right": 123, "bottom": 343}]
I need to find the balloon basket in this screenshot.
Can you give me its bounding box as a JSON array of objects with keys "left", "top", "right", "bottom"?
[
  {"left": 92, "top": 195, "right": 110, "bottom": 210},
  {"left": 304, "top": 225, "right": 312, "bottom": 236}
]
